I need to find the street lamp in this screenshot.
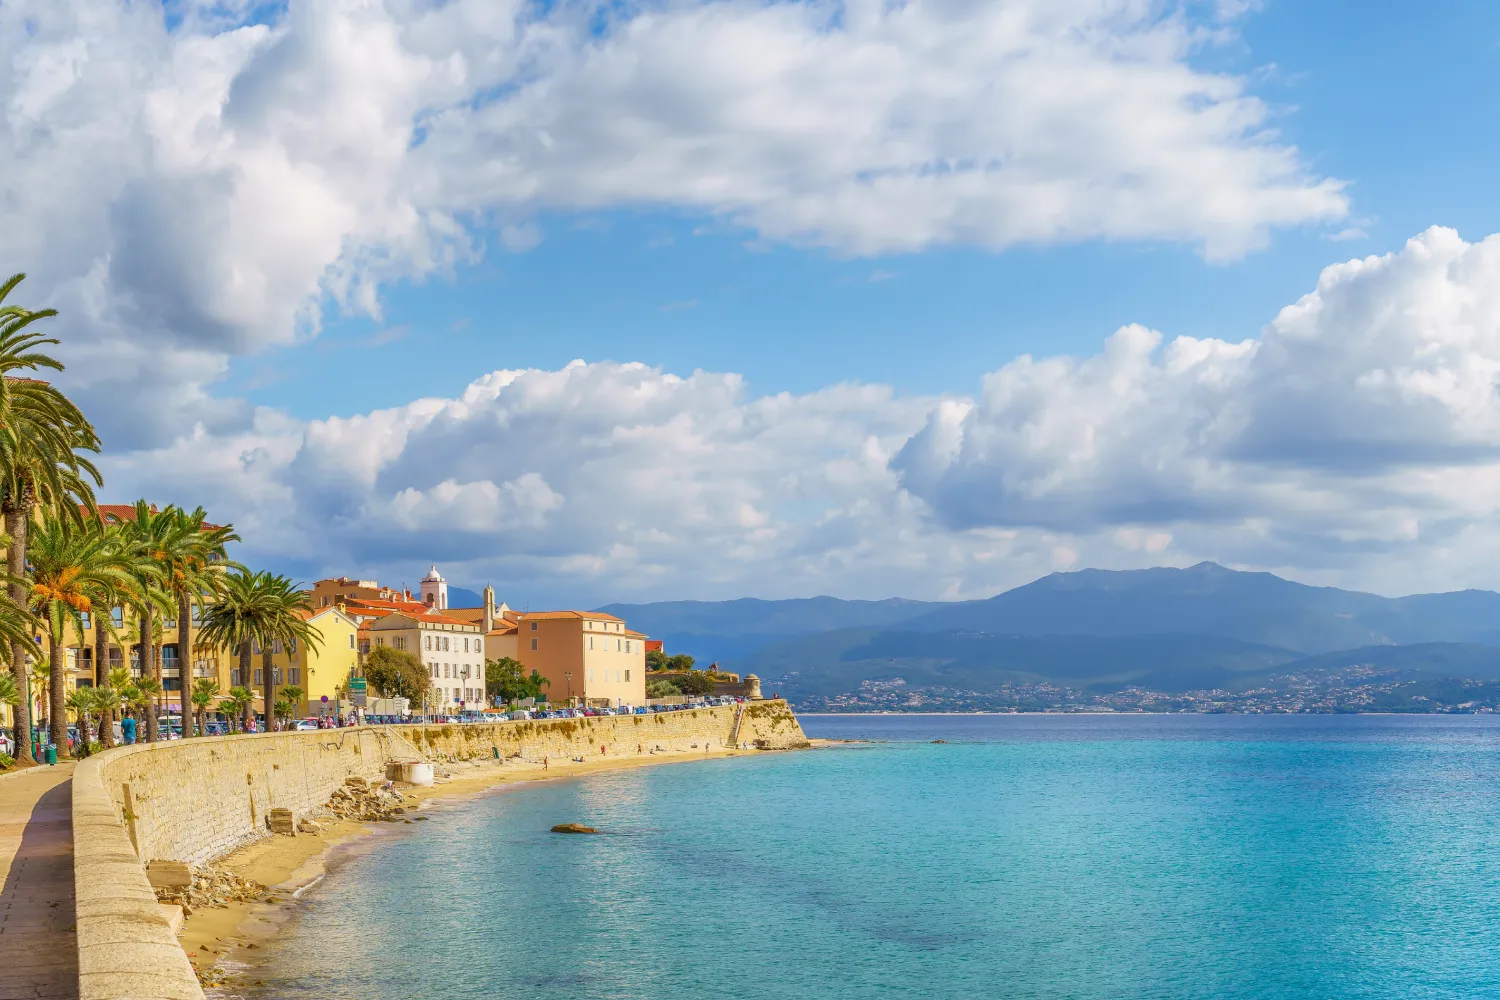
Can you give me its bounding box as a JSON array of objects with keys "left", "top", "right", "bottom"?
[{"left": 565, "top": 671, "right": 572, "bottom": 706}]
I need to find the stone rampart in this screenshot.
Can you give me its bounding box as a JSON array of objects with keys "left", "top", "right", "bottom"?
[{"left": 71, "top": 703, "right": 806, "bottom": 1000}]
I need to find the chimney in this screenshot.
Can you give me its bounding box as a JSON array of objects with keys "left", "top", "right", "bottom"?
[{"left": 483, "top": 585, "right": 495, "bottom": 634}]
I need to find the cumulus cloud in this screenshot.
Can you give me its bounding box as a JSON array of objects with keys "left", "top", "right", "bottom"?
[
  {"left": 92, "top": 228, "right": 1500, "bottom": 602},
  {"left": 1, "top": 0, "right": 1342, "bottom": 448},
  {"left": 895, "top": 227, "right": 1500, "bottom": 588}
]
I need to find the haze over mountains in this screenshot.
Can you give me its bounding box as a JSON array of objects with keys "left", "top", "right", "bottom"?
[{"left": 596, "top": 563, "right": 1500, "bottom": 703}]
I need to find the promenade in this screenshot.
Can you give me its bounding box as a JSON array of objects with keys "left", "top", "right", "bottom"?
[{"left": 0, "top": 764, "right": 78, "bottom": 1000}]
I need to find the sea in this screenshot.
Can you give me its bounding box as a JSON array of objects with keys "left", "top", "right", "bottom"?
[{"left": 238, "top": 714, "right": 1500, "bottom": 1000}]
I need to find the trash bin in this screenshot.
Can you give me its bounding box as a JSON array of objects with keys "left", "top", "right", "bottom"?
[{"left": 45, "top": 744, "right": 57, "bottom": 766}]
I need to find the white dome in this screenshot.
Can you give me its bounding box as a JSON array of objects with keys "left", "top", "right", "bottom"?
[{"left": 422, "top": 565, "right": 444, "bottom": 582}]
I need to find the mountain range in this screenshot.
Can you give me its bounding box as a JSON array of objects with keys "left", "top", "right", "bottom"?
[{"left": 596, "top": 563, "right": 1500, "bottom": 704}]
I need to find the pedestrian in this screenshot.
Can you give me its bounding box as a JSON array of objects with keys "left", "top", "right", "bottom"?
[
  {"left": 121, "top": 714, "right": 137, "bottom": 746},
  {"left": 543, "top": 756, "right": 549, "bottom": 771}
]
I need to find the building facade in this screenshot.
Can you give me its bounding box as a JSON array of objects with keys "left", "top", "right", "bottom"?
[
  {"left": 366, "top": 609, "right": 487, "bottom": 713},
  {"left": 513, "top": 611, "right": 647, "bottom": 708}
]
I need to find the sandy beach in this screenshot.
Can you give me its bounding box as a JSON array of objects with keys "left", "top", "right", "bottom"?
[{"left": 184, "top": 739, "right": 832, "bottom": 992}]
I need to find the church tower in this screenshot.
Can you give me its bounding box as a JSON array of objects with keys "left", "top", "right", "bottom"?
[{"left": 420, "top": 565, "right": 448, "bottom": 610}]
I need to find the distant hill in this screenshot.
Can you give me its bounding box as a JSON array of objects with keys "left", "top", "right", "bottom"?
[
  {"left": 594, "top": 596, "right": 939, "bottom": 664},
  {"left": 600, "top": 563, "right": 1500, "bottom": 668},
  {"left": 743, "top": 629, "right": 1304, "bottom": 698},
  {"left": 1279, "top": 643, "right": 1500, "bottom": 681},
  {"left": 902, "top": 562, "right": 1500, "bottom": 654}
]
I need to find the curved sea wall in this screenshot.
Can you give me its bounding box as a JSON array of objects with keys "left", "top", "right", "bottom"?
[{"left": 72, "top": 703, "right": 807, "bottom": 1000}]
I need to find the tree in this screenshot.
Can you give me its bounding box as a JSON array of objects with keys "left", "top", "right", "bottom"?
[
  {"left": 64, "top": 687, "right": 97, "bottom": 756},
  {"left": 647, "top": 679, "right": 682, "bottom": 699},
  {"left": 0, "top": 670, "right": 19, "bottom": 758},
  {"left": 133, "top": 676, "right": 162, "bottom": 737},
  {"left": 0, "top": 274, "right": 101, "bottom": 763},
  {"left": 677, "top": 671, "right": 715, "bottom": 696},
  {"left": 196, "top": 569, "right": 266, "bottom": 721},
  {"left": 112, "top": 501, "right": 190, "bottom": 743},
  {"left": 485, "top": 657, "right": 550, "bottom": 703},
  {"left": 251, "top": 574, "right": 319, "bottom": 731},
  {"left": 190, "top": 678, "right": 220, "bottom": 737},
  {"left": 666, "top": 653, "right": 696, "bottom": 672},
  {"left": 27, "top": 512, "right": 134, "bottom": 756},
  {"left": 646, "top": 649, "right": 669, "bottom": 671},
  {"left": 162, "top": 507, "right": 239, "bottom": 739},
  {"left": 92, "top": 686, "right": 121, "bottom": 749},
  {"left": 223, "top": 685, "right": 256, "bottom": 732},
  {"left": 279, "top": 684, "right": 304, "bottom": 723},
  {"left": 106, "top": 667, "right": 133, "bottom": 748},
  {"left": 364, "top": 646, "right": 430, "bottom": 705}
]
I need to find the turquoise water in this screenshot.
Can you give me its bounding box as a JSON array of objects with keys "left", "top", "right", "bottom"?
[{"left": 247, "top": 715, "right": 1500, "bottom": 999}]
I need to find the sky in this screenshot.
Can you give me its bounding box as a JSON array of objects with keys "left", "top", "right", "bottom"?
[{"left": 6, "top": 0, "right": 1500, "bottom": 605}]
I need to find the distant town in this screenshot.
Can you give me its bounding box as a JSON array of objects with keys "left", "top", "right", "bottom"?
[{"left": 786, "top": 664, "right": 1500, "bottom": 714}]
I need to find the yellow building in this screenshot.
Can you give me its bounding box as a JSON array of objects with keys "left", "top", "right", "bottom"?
[
  {"left": 242, "top": 608, "right": 361, "bottom": 718},
  {"left": 514, "top": 611, "right": 647, "bottom": 708}
]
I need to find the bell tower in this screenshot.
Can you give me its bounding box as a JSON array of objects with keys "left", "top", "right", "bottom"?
[{"left": 420, "top": 565, "right": 448, "bottom": 610}]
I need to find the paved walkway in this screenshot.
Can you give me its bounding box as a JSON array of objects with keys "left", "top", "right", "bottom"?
[{"left": 0, "top": 764, "right": 77, "bottom": 1000}]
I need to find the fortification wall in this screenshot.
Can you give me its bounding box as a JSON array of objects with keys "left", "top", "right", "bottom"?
[{"left": 71, "top": 702, "right": 806, "bottom": 1000}]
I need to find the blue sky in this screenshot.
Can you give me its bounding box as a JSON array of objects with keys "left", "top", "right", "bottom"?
[
  {"left": 13, "top": 0, "right": 1500, "bottom": 603},
  {"left": 224, "top": 1, "right": 1500, "bottom": 421}
]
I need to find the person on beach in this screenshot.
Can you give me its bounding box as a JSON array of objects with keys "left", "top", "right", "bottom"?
[{"left": 543, "top": 756, "right": 549, "bottom": 770}]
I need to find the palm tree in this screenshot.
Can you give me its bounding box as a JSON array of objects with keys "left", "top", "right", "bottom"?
[
  {"left": 279, "top": 684, "right": 304, "bottom": 723},
  {"left": 189, "top": 677, "right": 220, "bottom": 737},
  {"left": 64, "top": 686, "right": 97, "bottom": 756},
  {"left": 254, "top": 575, "right": 320, "bottom": 731},
  {"left": 29, "top": 662, "right": 49, "bottom": 741},
  {"left": 132, "top": 676, "right": 161, "bottom": 738},
  {"left": 223, "top": 685, "right": 255, "bottom": 732},
  {"left": 198, "top": 570, "right": 318, "bottom": 731},
  {"left": 92, "top": 686, "right": 122, "bottom": 749},
  {"left": 0, "top": 273, "right": 101, "bottom": 764},
  {"left": 0, "top": 670, "right": 19, "bottom": 759},
  {"left": 162, "top": 507, "right": 239, "bottom": 739},
  {"left": 86, "top": 520, "right": 132, "bottom": 746},
  {"left": 27, "top": 512, "right": 134, "bottom": 756},
  {"left": 111, "top": 502, "right": 188, "bottom": 743}
]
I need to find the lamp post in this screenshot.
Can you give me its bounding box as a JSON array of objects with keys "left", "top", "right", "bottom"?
[{"left": 565, "top": 671, "right": 572, "bottom": 707}]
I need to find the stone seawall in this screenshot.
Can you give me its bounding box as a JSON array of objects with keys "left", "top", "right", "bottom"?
[{"left": 71, "top": 702, "right": 807, "bottom": 1000}]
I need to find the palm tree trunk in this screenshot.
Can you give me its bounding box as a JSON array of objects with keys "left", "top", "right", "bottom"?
[
  {"left": 5, "top": 507, "right": 34, "bottom": 763},
  {"left": 95, "top": 612, "right": 114, "bottom": 749},
  {"left": 177, "top": 592, "right": 191, "bottom": 735},
  {"left": 48, "top": 632, "right": 67, "bottom": 757},
  {"left": 239, "top": 641, "right": 252, "bottom": 731},
  {"left": 139, "top": 604, "right": 158, "bottom": 743},
  {"left": 261, "top": 646, "right": 275, "bottom": 732}
]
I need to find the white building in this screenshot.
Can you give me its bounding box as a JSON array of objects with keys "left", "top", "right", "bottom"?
[
  {"left": 366, "top": 608, "right": 485, "bottom": 712},
  {"left": 420, "top": 565, "right": 449, "bottom": 611}
]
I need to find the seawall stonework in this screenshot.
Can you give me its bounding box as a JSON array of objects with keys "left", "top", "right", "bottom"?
[{"left": 72, "top": 703, "right": 807, "bottom": 1000}]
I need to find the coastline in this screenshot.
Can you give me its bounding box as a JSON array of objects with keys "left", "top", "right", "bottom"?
[{"left": 186, "top": 738, "right": 835, "bottom": 993}]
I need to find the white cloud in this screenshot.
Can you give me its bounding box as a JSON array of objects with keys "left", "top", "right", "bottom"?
[
  {"left": 0, "top": 0, "right": 1342, "bottom": 449},
  {"left": 896, "top": 227, "right": 1500, "bottom": 592},
  {"left": 95, "top": 228, "right": 1500, "bottom": 602}
]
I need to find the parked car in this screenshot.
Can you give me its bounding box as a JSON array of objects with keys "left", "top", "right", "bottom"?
[
  {"left": 293, "top": 719, "right": 319, "bottom": 731},
  {"left": 0, "top": 730, "right": 14, "bottom": 756}
]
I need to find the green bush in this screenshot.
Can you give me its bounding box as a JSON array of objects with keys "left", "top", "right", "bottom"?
[{"left": 0, "top": 752, "right": 13, "bottom": 769}]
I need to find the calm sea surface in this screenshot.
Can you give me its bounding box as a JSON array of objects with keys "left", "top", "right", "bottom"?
[{"left": 244, "top": 715, "right": 1500, "bottom": 999}]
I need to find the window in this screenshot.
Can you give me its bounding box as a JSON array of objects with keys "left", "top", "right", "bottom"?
[
  {"left": 81, "top": 612, "right": 91, "bottom": 630},
  {"left": 530, "top": 621, "right": 538, "bottom": 631},
  {"left": 616, "top": 639, "right": 622, "bottom": 652},
  {"left": 254, "top": 669, "right": 262, "bottom": 684},
  {"left": 393, "top": 637, "right": 405, "bottom": 651},
  {"left": 625, "top": 670, "right": 631, "bottom": 682},
  {"left": 588, "top": 636, "right": 593, "bottom": 650},
  {"left": 290, "top": 668, "right": 301, "bottom": 685},
  {"left": 273, "top": 639, "right": 283, "bottom": 654},
  {"left": 530, "top": 638, "right": 538, "bottom": 651},
  {"left": 273, "top": 668, "right": 282, "bottom": 684},
  {"left": 111, "top": 607, "right": 123, "bottom": 626},
  {"left": 349, "top": 634, "right": 355, "bottom": 649},
  {"left": 376, "top": 637, "right": 385, "bottom": 648},
  {"left": 625, "top": 641, "right": 631, "bottom": 653},
  {"left": 444, "top": 664, "right": 450, "bottom": 678},
  {"left": 442, "top": 637, "right": 449, "bottom": 652},
  {"left": 588, "top": 668, "right": 594, "bottom": 682}
]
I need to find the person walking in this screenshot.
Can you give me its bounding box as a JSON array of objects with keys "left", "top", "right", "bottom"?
[{"left": 121, "top": 714, "right": 137, "bottom": 745}]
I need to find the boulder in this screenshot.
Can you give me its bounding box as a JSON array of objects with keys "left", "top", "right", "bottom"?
[
  {"left": 550, "top": 823, "right": 599, "bottom": 835},
  {"left": 297, "top": 817, "right": 323, "bottom": 834},
  {"left": 146, "top": 860, "right": 192, "bottom": 890},
  {"left": 267, "top": 807, "right": 297, "bottom": 836}
]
